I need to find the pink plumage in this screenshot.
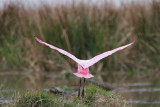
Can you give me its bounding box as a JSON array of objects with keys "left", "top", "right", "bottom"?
[
  {"left": 73, "top": 64, "right": 94, "bottom": 78},
  {"left": 34, "top": 36, "right": 136, "bottom": 78}
]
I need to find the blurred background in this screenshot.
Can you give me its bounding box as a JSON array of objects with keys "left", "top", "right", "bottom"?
[{"left": 0, "top": 0, "right": 160, "bottom": 106}]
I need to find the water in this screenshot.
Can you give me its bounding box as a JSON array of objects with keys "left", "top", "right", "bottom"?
[
  {"left": 0, "top": 71, "right": 160, "bottom": 107},
  {"left": 112, "top": 80, "right": 160, "bottom": 107}
]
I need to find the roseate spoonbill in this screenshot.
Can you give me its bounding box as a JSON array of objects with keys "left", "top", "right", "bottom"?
[{"left": 34, "top": 36, "right": 136, "bottom": 97}]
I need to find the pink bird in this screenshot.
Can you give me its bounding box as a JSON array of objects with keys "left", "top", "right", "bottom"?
[{"left": 34, "top": 36, "right": 136, "bottom": 97}]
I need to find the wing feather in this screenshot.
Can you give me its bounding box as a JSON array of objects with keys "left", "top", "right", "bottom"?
[
  {"left": 83, "top": 40, "right": 136, "bottom": 69},
  {"left": 34, "top": 36, "right": 82, "bottom": 64}
]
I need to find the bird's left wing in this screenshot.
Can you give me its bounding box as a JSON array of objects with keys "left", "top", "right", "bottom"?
[
  {"left": 34, "top": 36, "right": 82, "bottom": 64},
  {"left": 83, "top": 40, "right": 136, "bottom": 69}
]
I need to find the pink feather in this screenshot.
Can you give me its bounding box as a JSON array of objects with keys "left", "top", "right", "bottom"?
[
  {"left": 83, "top": 40, "right": 136, "bottom": 68},
  {"left": 34, "top": 36, "right": 81, "bottom": 64},
  {"left": 34, "top": 36, "right": 136, "bottom": 78}
]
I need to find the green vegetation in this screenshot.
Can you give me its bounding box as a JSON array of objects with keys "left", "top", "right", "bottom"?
[
  {"left": 16, "top": 91, "right": 55, "bottom": 107},
  {"left": 0, "top": 1, "right": 160, "bottom": 76},
  {"left": 15, "top": 85, "right": 128, "bottom": 107},
  {"left": 74, "top": 85, "right": 127, "bottom": 106}
]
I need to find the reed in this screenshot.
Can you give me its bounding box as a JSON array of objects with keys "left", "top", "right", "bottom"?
[{"left": 0, "top": 1, "right": 159, "bottom": 76}]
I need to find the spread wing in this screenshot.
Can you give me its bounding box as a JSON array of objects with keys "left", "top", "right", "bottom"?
[
  {"left": 34, "top": 36, "right": 82, "bottom": 64},
  {"left": 83, "top": 40, "right": 136, "bottom": 69}
]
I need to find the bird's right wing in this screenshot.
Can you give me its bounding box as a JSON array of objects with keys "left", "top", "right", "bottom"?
[{"left": 83, "top": 40, "right": 136, "bottom": 69}]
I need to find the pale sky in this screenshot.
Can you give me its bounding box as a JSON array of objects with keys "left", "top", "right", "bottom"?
[{"left": 0, "top": 0, "right": 154, "bottom": 9}]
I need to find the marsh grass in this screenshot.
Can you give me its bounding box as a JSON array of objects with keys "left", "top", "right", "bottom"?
[
  {"left": 0, "top": 1, "right": 160, "bottom": 76},
  {"left": 14, "top": 85, "right": 128, "bottom": 107},
  {"left": 16, "top": 91, "right": 53, "bottom": 107},
  {"left": 74, "top": 85, "right": 128, "bottom": 106}
]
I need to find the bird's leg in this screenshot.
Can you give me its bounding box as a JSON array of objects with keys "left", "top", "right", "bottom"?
[
  {"left": 82, "top": 78, "right": 86, "bottom": 97},
  {"left": 78, "top": 78, "right": 81, "bottom": 97}
]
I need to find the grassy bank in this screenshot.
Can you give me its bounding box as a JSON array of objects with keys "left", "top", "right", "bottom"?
[
  {"left": 0, "top": 1, "right": 160, "bottom": 77},
  {"left": 7, "top": 85, "right": 127, "bottom": 107}
]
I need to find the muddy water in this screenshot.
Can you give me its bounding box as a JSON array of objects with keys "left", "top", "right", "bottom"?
[{"left": 0, "top": 71, "right": 160, "bottom": 107}]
